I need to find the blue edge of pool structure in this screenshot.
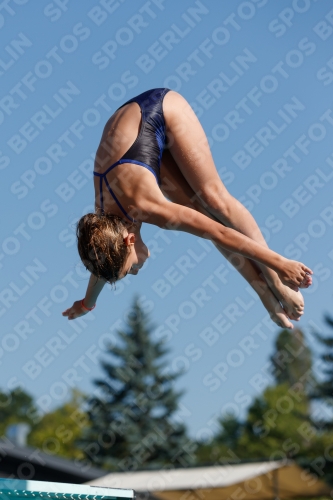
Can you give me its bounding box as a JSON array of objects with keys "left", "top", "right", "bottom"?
[{"left": 0, "top": 478, "right": 135, "bottom": 500}]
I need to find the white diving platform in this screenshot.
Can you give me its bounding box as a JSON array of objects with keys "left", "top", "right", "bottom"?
[{"left": 0, "top": 478, "right": 135, "bottom": 500}]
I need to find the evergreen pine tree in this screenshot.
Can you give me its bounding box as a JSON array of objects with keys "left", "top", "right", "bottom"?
[
  {"left": 270, "top": 328, "right": 314, "bottom": 393},
  {"left": 214, "top": 413, "right": 243, "bottom": 449},
  {"left": 312, "top": 314, "right": 333, "bottom": 429},
  {"left": 79, "top": 297, "right": 191, "bottom": 471},
  {"left": 201, "top": 329, "right": 315, "bottom": 466},
  {"left": 304, "top": 314, "right": 333, "bottom": 485},
  {"left": 236, "top": 383, "right": 316, "bottom": 460},
  {"left": 194, "top": 413, "right": 243, "bottom": 466}
]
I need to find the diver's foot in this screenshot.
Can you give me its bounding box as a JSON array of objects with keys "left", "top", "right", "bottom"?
[
  {"left": 299, "top": 273, "right": 312, "bottom": 288},
  {"left": 254, "top": 280, "right": 294, "bottom": 329},
  {"left": 270, "top": 282, "right": 304, "bottom": 321}
]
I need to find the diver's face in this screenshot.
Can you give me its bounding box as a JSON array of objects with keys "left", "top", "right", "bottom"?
[{"left": 120, "top": 229, "right": 150, "bottom": 279}]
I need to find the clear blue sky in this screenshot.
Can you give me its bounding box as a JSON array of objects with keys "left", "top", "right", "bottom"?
[{"left": 1, "top": 0, "right": 333, "bottom": 438}]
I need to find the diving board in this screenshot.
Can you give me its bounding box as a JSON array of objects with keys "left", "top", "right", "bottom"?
[{"left": 0, "top": 478, "right": 135, "bottom": 500}]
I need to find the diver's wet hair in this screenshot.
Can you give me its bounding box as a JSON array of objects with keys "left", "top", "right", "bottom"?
[{"left": 76, "top": 213, "right": 130, "bottom": 283}]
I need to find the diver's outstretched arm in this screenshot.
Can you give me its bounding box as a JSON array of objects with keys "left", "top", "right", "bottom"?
[
  {"left": 62, "top": 273, "right": 105, "bottom": 320},
  {"left": 149, "top": 201, "right": 312, "bottom": 291}
]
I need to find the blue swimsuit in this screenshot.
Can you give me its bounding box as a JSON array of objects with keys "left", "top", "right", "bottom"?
[{"left": 93, "top": 88, "right": 170, "bottom": 222}]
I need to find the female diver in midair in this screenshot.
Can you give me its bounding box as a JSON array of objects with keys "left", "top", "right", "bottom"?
[{"left": 62, "top": 88, "right": 312, "bottom": 328}]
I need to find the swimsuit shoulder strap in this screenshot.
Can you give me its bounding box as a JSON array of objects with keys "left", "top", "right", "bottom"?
[{"left": 93, "top": 164, "right": 136, "bottom": 222}]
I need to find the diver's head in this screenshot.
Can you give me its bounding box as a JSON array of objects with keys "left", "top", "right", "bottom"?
[{"left": 76, "top": 213, "right": 149, "bottom": 283}]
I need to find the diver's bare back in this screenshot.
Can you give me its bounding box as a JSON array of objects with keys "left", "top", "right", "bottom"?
[{"left": 93, "top": 89, "right": 171, "bottom": 222}]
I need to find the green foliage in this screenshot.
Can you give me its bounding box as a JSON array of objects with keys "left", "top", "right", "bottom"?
[
  {"left": 28, "top": 389, "right": 88, "bottom": 459},
  {"left": 195, "top": 326, "right": 333, "bottom": 485},
  {"left": 194, "top": 413, "right": 243, "bottom": 465},
  {"left": 236, "top": 383, "right": 312, "bottom": 459},
  {"left": 270, "top": 328, "right": 314, "bottom": 392},
  {"left": 312, "top": 315, "right": 333, "bottom": 407},
  {"left": 0, "top": 388, "right": 37, "bottom": 437},
  {"left": 195, "top": 383, "right": 314, "bottom": 465},
  {"left": 3, "top": 316, "right": 333, "bottom": 485},
  {"left": 79, "top": 297, "right": 191, "bottom": 471},
  {"left": 215, "top": 413, "right": 243, "bottom": 449},
  {"left": 306, "top": 314, "right": 333, "bottom": 484}
]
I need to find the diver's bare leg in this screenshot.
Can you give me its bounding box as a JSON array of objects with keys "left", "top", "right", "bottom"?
[
  {"left": 163, "top": 92, "right": 309, "bottom": 319},
  {"left": 160, "top": 151, "right": 294, "bottom": 328}
]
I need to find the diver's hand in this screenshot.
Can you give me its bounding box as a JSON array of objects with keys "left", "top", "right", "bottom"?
[{"left": 62, "top": 300, "right": 89, "bottom": 320}]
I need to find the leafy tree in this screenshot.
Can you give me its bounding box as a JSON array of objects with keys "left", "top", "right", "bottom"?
[
  {"left": 196, "top": 329, "right": 316, "bottom": 466},
  {"left": 79, "top": 297, "right": 190, "bottom": 471},
  {"left": 301, "top": 314, "right": 333, "bottom": 485},
  {"left": 236, "top": 383, "right": 313, "bottom": 460},
  {"left": 194, "top": 326, "right": 333, "bottom": 486},
  {"left": 233, "top": 383, "right": 333, "bottom": 485},
  {"left": 196, "top": 384, "right": 315, "bottom": 465},
  {"left": 231, "top": 329, "right": 315, "bottom": 459},
  {"left": 270, "top": 328, "right": 314, "bottom": 393},
  {"left": 194, "top": 413, "right": 243, "bottom": 465},
  {"left": 28, "top": 389, "right": 88, "bottom": 460},
  {"left": 0, "top": 387, "right": 37, "bottom": 437},
  {"left": 312, "top": 314, "right": 333, "bottom": 428},
  {"left": 214, "top": 413, "right": 243, "bottom": 449}
]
